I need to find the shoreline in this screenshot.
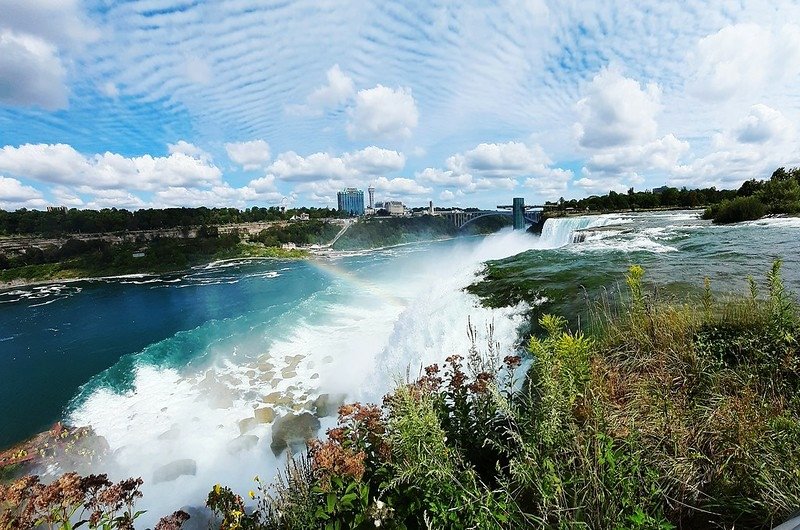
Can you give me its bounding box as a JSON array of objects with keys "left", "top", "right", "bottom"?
[{"left": 0, "top": 251, "right": 310, "bottom": 292}]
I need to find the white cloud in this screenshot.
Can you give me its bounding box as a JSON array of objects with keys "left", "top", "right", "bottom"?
[
  {"left": 347, "top": 85, "right": 419, "bottom": 140},
  {"left": 83, "top": 189, "right": 147, "bottom": 210},
  {"left": 575, "top": 68, "right": 661, "bottom": 149},
  {"left": 341, "top": 146, "right": 405, "bottom": 174},
  {"left": 0, "top": 143, "right": 223, "bottom": 191},
  {"left": 287, "top": 64, "right": 355, "bottom": 116},
  {"left": 268, "top": 151, "right": 352, "bottom": 183},
  {"left": 585, "top": 134, "right": 690, "bottom": 175},
  {"left": 419, "top": 141, "right": 571, "bottom": 197},
  {"left": 0, "top": 31, "right": 68, "bottom": 109},
  {"left": 153, "top": 184, "right": 282, "bottom": 209},
  {"left": 416, "top": 167, "right": 473, "bottom": 188},
  {"left": 247, "top": 174, "right": 278, "bottom": 193},
  {"left": 0, "top": 0, "right": 99, "bottom": 110},
  {"left": 0, "top": 175, "right": 47, "bottom": 210},
  {"left": 574, "top": 175, "right": 631, "bottom": 195},
  {"left": 733, "top": 104, "right": 794, "bottom": 144},
  {"left": 439, "top": 189, "right": 455, "bottom": 201},
  {"left": 374, "top": 176, "right": 431, "bottom": 197},
  {"left": 669, "top": 106, "right": 799, "bottom": 189},
  {"left": 0, "top": 0, "right": 99, "bottom": 48},
  {"left": 225, "top": 140, "right": 272, "bottom": 170},
  {"left": 168, "top": 140, "right": 213, "bottom": 162},
  {"left": 689, "top": 23, "right": 800, "bottom": 101},
  {"left": 268, "top": 147, "right": 405, "bottom": 183}
]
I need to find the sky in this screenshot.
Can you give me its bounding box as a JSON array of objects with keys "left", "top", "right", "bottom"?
[{"left": 1, "top": 0, "right": 800, "bottom": 211}]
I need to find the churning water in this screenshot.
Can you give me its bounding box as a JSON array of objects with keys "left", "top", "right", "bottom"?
[{"left": 2, "top": 210, "right": 800, "bottom": 526}]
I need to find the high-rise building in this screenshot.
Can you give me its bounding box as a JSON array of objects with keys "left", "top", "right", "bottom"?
[
  {"left": 337, "top": 188, "right": 365, "bottom": 216},
  {"left": 368, "top": 185, "right": 375, "bottom": 209}
]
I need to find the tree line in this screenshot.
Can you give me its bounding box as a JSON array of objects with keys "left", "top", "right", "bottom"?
[{"left": 0, "top": 206, "right": 347, "bottom": 236}]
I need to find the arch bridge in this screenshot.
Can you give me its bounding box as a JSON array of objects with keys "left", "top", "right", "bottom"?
[{"left": 439, "top": 198, "right": 542, "bottom": 230}]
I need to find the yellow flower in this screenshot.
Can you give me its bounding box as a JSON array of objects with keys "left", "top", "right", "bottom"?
[{"left": 249, "top": 490, "right": 255, "bottom": 499}]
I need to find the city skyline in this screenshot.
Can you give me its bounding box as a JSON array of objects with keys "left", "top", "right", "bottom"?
[{"left": 1, "top": 1, "right": 800, "bottom": 211}]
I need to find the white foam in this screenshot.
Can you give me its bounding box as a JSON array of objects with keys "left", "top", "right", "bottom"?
[{"left": 67, "top": 229, "right": 538, "bottom": 526}]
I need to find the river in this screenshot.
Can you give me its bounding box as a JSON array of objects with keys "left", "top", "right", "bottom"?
[{"left": 1, "top": 210, "right": 799, "bottom": 525}]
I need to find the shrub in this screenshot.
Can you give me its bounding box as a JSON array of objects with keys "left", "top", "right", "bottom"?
[{"left": 711, "top": 196, "right": 766, "bottom": 224}]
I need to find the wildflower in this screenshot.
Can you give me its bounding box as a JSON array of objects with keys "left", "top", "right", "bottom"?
[{"left": 154, "top": 510, "right": 190, "bottom": 530}]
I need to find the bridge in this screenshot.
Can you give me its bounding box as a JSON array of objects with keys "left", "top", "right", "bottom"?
[{"left": 439, "top": 197, "right": 542, "bottom": 230}]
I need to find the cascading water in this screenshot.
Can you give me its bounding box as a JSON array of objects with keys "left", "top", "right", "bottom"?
[
  {"left": 63, "top": 229, "right": 537, "bottom": 527},
  {"left": 537, "top": 214, "right": 630, "bottom": 248}
]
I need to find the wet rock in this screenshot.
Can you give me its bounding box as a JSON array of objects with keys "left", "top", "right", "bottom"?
[
  {"left": 281, "top": 369, "right": 297, "bottom": 378},
  {"left": 153, "top": 459, "right": 197, "bottom": 484},
  {"left": 264, "top": 391, "right": 282, "bottom": 404},
  {"left": 310, "top": 373, "right": 320, "bottom": 380},
  {"left": 254, "top": 407, "right": 276, "bottom": 424},
  {"left": 322, "top": 355, "right": 334, "bottom": 364},
  {"left": 264, "top": 391, "right": 293, "bottom": 407},
  {"left": 285, "top": 355, "right": 304, "bottom": 370},
  {"left": 313, "top": 393, "right": 348, "bottom": 418},
  {"left": 227, "top": 435, "right": 259, "bottom": 455},
  {"left": 270, "top": 413, "right": 320, "bottom": 456},
  {"left": 238, "top": 417, "right": 258, "bottom": 434}
]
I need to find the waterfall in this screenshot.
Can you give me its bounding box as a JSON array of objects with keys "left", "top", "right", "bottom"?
[{"left": 538, "top": 215, "right": 628, "bottom": 248}]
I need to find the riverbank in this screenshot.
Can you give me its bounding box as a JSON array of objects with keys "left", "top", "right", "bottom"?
[{"left": 0, "top": 243, "right": 307, "bottom": 290}]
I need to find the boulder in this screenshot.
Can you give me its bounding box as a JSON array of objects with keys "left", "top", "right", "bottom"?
[
  {"left": 238, "top": 417, "right": 258, "bottom": 434},
  {"left": 254, "top": 407, "right": 276, "bottom": 424},
  {"left": 153, "top": 459, "right": 197, "bottom": 484},
  {"left": 270, "top": 413, "right": 320, "bottom": 456}
]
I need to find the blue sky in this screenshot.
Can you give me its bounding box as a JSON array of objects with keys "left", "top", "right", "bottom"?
[{"left": 1, "top": 0, "right": 799, "bottom": 210}]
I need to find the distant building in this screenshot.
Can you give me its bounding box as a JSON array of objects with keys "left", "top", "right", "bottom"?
[
  {"left": 46, "top": 206, "right": 67, "bottom": 213},
  {"left": 337, "top": 188, "right": 365, "bottom": 216},
  {"left": 652, "top": 186, "right": 670, "bottom": 194},
  {"left": 385, "top": 200, "right": 405, "bottom": 216},
  {"left": 368, "top": 185, "right": 375, "bottom": 210},
  {"left": 290, "top": 213, "right": 310, "bottom": 221}
]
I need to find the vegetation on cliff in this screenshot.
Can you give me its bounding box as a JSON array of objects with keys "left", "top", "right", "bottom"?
[
  {"left": 332, "top": 216, "right": 458, "bottom": 250},
  {"left": 5, "top": 263, "right": 798, "bottom": 529},
  {"left": 0, "top": 220, "right": 349, "bottom": 284},
  {"left": 0, "top": 233, "right": 308, "bottom": 284}
]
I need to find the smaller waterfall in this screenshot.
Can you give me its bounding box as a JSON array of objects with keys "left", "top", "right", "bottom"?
[{"left": 538, "top": 215, "right": 627, "bottom": 248}]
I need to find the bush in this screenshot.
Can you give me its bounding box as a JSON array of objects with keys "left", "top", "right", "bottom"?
[{"left": 710, "top": 196, "right": 767, "bottom": 224}]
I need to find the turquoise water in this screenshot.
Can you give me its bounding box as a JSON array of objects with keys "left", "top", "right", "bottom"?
[{"left": 2, "top": 211, "right": 799, "bottom": 524}]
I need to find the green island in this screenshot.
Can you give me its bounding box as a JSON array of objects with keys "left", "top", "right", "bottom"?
[{"left": 3, "top": 263, "right": 800, "bottom": 529}]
